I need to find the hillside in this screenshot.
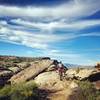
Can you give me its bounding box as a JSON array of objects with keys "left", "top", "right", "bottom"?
[{"left": 0, "top": 55, "right": 100, "bottom": 100}]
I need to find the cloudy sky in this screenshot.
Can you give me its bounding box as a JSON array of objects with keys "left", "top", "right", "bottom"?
[{"left": 0, "top": 0, "right": 100, "bottom": 65}]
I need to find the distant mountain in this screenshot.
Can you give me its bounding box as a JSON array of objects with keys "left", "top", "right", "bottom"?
[
  {"left": 64, "top": 63, "right": 81, "bottom": 68},
  {"left": 64, "top": 63, "right": 94, "bottom": 68}
]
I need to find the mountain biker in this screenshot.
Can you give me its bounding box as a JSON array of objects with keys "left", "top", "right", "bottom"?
[{"left": 57, "top": 61, "right": 65, "bottom": 81}]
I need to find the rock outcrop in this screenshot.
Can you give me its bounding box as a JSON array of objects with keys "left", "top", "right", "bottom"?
[
  {"left": 35, "top": 71, "right": 65, "bottom": 91},
  {"left": 0, "top": 70, "right": 13, "bottom": 85},
  {"left": 8, "top": 67, "right": 21, "bottom": 74},
  {"left": 66, "top": 68, "right": 99, "bottom": 80},
  {"left": 34, "top": 71, "right": 85, "bottom": 100},
  {"left": 10, "top": 60, "right": 54, "bottom": 84},
  {"left": 0, "top": 55, "right": 99, "bottom": 100}
]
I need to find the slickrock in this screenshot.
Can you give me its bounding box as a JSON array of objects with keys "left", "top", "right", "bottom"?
[
  {"left": 34, "top": 71, "right": 85, "bottom": 100},
  {"left": 8, "top": 67, "right": 21, "bottom": 74},
  {"left": 10, "top": 60, "right": 54, "bottom": 84},
  {"left": 66, "top": 68, "right": 99, "bottom": 80},
  {"left": 0, "top": 70, "right": 13, "bottom": 85}
]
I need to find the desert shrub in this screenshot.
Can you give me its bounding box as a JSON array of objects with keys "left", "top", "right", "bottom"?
[
  {"left": 0, "top": 81, "right": 38, "bottom": 100},
  {"left": 0, "top": 85, "right": 11, "bottom": 97},
  {"left": 76, "top": 80, "right": 100, "bottom": 100}
]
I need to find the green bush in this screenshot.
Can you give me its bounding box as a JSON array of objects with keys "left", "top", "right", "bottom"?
[
  {"left": 0, "top": 81, "right": 38, "bottom": 100},
  {"left": 0, "top": 85, "right": 11, "bottom": 97},
  {"left": 76, "top": 80, "right": 100, "bottom": 100}
]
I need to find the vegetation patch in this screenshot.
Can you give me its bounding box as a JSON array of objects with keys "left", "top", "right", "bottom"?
[
  {"left": 0, "top": 81, "right": 38, "bottom": 100},
  {"left": 76, "top": 80, "right": 100, "bottom": 100}
]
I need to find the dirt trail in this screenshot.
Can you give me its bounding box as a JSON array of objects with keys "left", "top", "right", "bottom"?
[
  {"left": 34, "top": 71, "right": 85, "bottom": 100},
  {"left": 48, "top": 88, "right": 72, "bottom": 100},
  {"left": 37, "top": 80, "right": 85, "bottom": 100},
  {"left": 47, "top": 87, "right": 85, "bottom": 100}
]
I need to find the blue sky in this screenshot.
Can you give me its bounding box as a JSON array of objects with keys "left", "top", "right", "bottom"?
[{"left": 0, "top": 0, "right": 100, "bottom": 65}]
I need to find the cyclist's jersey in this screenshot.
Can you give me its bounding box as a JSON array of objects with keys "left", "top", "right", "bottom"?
[
  {"left": 58, "top": 63, "right": 63, "bottom": 68},
  {"left": 58, "top": 64, "right": 64, "bottom": 73}
]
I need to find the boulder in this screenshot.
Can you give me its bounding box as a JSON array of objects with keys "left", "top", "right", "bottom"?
[
  {"left": 69, "top": 81, "right": 79, "bottom": 89},
  {"left": 17, "top": 62, "right": 31, "bottom": 69},
  {"left": 34, "top": 71, "right": 79, "bottom": 91},
  {"left": 34, "top": 71, "right": 85, "bottom": 100},
  {"left": 8, "top": 67, "right": 21, "bottom": 74},
  {"left": 88, "top": 72, "right": 100, "bottom": 82},
  {"left": 34, "top": 71, "right": 66, "bottom": 91},
  {"left": 46, "top": 65, "right": 56, "bottom": 71},
  {"left": 66, "top": 68, "right": 99, "bottom": 80},
  {"left": 0, "top": 70, "right": 13, "bottom": 85},
  {"left": 75, "top": 68, "right": 95, "bottom": 80},
  {"left": 65, "top": 69, "right": 77, "bottom": 80},
  {"left": 10, "top": 60, "right": 54, "bottom": 84},
  {"left": 0, "top": 70, "right": 13, "bottom": 77}
]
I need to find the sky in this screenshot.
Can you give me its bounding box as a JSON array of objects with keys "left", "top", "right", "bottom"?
[{"left": 0, "top": 0, "right": 100, "bottom": 65}]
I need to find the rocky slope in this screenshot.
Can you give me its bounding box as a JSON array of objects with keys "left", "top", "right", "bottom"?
[
  {"left": 66, "top": 68, "right": 100, "bottom": 80},
  {"left": 0, "top": 55, "right": 100, "bottom": 100},
  {"left": 34, "top": 71, "right": 85, "bottom": 100},
  {"left": 10, "top": 60, "right": 54, "bottom": 84}
]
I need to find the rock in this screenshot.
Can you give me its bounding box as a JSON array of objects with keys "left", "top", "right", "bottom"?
[
  {"left": 10, "top": 60, "right": 54, "bottom": 84},
  {"left": 34, "top": 71, "right": 78, "bottom": 91},
  {"left": 8, "top": 67, "right": 21, "bottom": 74},
  {"left": 34, "top": 71, "right": 85, "bottom": 100},
  {"left": 66, "top": 68, "right": 99, "bottom": 80},
  {"left": 17, "top": 62, "right": 31, "bottom": 69},
  {"left": 0, "top": 70, "right": 12, "bottom": 76},
  {"left": 76, "top": 68, "right": 100, "bottom": 80},
  {"left": 66, "top": 69, "right": 77, "bottom": 75},
  {"left": 0, "top": 67, "right": 9, "bottom": 70},
  {"left": 34, "top": 71, "right": 66, "bottom": 91},
  {"left": 46, "top": 65, "right": 56, "bottom": 71},
  {"left": 69, "top": 81, "right": 79, "bottom": 89},
  {"left": 0, "top": 70, "right": 13, "bottom": 85},
  {"left": 65, "top": 69, "right": 77, "bottom": 80},
  {"left": 88, "top": 72, "right": 100, "bottom": 82},
  {"left": 75, "top": 68, "right": 94, "bottom": 80}
]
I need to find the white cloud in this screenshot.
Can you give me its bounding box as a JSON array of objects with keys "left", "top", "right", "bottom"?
[
  {"left": 11, "top": 18, "right": 100, "bottom": 31},
  {"left": 0, "top": 0, "right": 99, "bottom": 20},
  {"left": 0, "top": 21, "right": 8, "bottom": 25},
  {"left": 0, "top": 27, "right": 48, "bottom": 49},
  {"left": 0, "top": 23, "right": 100, "bottom": 50},
  {"left": 0, "top": 25, "right": 74, "bottom": 49},
  {"left": 0, "top": 0, "right": 100, "bottom": 65},
  {"left": 80, "top": 33, "right": 100, "bottom": 37}
]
